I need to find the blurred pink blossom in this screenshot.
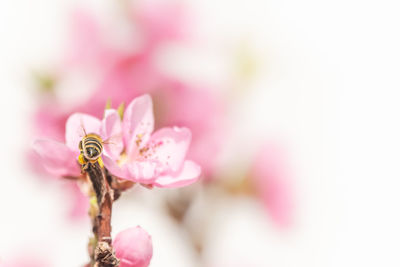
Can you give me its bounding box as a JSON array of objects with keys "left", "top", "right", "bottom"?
[
  {"left": 251, "top": 142, "right": 295, "bottom": 228},
  {"left": 113, "top": 226, "right": 153, "bottom": 267},
  {"left": 132, "top": 0, "right": 192, "bottom": 49},
  {"left": 152, "top": 80, "right": 225, "bottom": 177},
  {"left": 27, "top": 146, "right": 89, "bottom": 221},
  {"left": 0, "top": 256, "right": 51, "bottom": 267},
  {"left": 34, "top": 104, "right": 68, "bottom": 142},
  {"left": 66, "top": 8, "right": 114, "bottom": 70},
  {"left": 65, "top": 182, "right": 90, "bottom": 220},
  {"left": 103, "top": 94, "right": 201, "bottom": 187}
]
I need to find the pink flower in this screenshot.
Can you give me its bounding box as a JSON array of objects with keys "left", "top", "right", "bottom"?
[
  {"left": 251, "top": 142, "right": 295, "bottom": 228},
  {"left": 33, "top": 95, "right": 201, "bottom": 188},
  {"left": 103, "top": 94, "right": 201, "bottom": 188},
  {"left": 113, "top": 226, "right": 153, "bottom": 267}
]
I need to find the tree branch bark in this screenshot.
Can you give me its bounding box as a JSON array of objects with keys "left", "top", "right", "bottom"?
[{"left": 86, "top": 162, "right": 119, "bottom": 267}]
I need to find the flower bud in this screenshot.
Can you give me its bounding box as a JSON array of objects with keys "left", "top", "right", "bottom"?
[{"left": 113, "top": 226, "right": 153, "bottom": 267}]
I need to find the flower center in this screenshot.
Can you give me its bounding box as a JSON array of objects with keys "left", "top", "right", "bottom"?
[
  {"left": 138, "top": 140, "right": 163, "bottom": 161},
  {"left": 117, "top": 152, "right": 129, "bottom": 166}
]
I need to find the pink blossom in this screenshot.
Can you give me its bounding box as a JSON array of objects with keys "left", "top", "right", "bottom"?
[
  {"left": 103, "top": 94, "right": 201, "bottom": 188},
  {"left": 33, "top": 95, "right": 201, "bottom": 188},
  {"left": 34, "top": 79, "right": 223, "bottom": 180},
  {"left": 113, "top": 226, "right": 153, "bottom": 267},
  {"left": 251, "top": 142, "right": 295, "bottom": 228}
]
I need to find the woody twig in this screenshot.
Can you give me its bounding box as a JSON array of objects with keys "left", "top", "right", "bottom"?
[{"left": 86, "top": 162, "right": 119, "bottom": 267}]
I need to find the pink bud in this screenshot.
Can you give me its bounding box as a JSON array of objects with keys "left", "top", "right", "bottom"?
[{"left": 113, "top": 226, "right": 153, "bottom": 267}]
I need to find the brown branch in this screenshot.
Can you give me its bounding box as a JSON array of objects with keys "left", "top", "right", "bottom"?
[
  {"left": 86, "top": 162, "right": 119, "bottom": 267},
  {"left": 105, "top": 168, "right": 135, "bottom": 201},
  {"left": 86, "top": 162, "right": 105, "bottom": 206},
  {"left": 95, "top": 190, "right": 112, "bottom": 244}
]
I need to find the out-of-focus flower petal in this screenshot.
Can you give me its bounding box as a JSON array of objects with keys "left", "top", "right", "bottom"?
[
  {"left": 134, "top": 0, "right": 191, "bottom": 46},
  {"left": 251, "top": 142, "right": 294, "bottom": 228},
  {"left": 34, "top": 104, "right": 67, "bottom": 142},
  {"left": 0, "top": 256, "right": 51, "bottom": 267},
  {"left": 65, "top": 113, "right": 102, "bottom": 151},
  {"left": 147, "top": 127, "right": 191, "bottom": 172},
  {"left": 32, "top": 139, "right": 80, "bottom": 177},
  {"left": 66, "top": 182, "right": 89, "bottom": 220},
  {"left": 27, "top": 149, "right": 52, "bottom": 178},
  {"left": 123, "top": 94, "right": 154, "bottom": 157},
  {"left": 113, "top": 226, "right": 153, "bottom": 267},
  {"left": 66, "top": 9, "right": 107, "bottom": 68},
  {"left": 152, "top": 80, "right": 226, "bottom": 178},
  {"left": 154, "top": 160, "right": 201, "bottom": 188},
  {"left": 101, "top": 109, "right": 123, "bottom": 161}
]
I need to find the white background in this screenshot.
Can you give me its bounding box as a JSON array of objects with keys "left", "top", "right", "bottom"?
[{"left": 0, "top": 0, "right": 400, "bottom": 266}]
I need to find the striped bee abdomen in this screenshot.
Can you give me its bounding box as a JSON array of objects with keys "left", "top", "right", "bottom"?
[{"left": 81, "top": 134, "right": 103, "bottom": 161}]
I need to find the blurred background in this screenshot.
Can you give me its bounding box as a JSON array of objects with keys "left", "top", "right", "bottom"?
[{"left": 0, "top": 0, "right": 400, "bottom": 266}]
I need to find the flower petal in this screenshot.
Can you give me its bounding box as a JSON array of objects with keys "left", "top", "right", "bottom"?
[
  {"left": 65, "top": 113, "right": 102, "bottom": 151},
  {"left": 32, "top": 139, "right": 80, "bottom": 177},
  {"left": 101, "top": 109, "right": 123, "bottom": 161},
  {"left": 123, "top": 95, "right": 154, "bottom": 157},
  {"left": 102, "top": 155, "right": 130, "bottom": 180},
  {"left": 126, "top": 160, "right": 159, "bottom": 184},
  {"left": 65, "top": 182, "right": 89, "bottom": 220},
  {"left": 146, "top": 127, "right": 191, "bottom": 172},
  {"left": 153, "top": 160, "right": 201, "bottom": 188}
]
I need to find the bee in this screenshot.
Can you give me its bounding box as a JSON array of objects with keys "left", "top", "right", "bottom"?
[{"left": 78, "top": 133, "right": 104, "bottom": 171}]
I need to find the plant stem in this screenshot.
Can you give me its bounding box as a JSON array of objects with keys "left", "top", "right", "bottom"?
[{"left": 86, "top": 162, "right": 119, "bottom": 267}]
